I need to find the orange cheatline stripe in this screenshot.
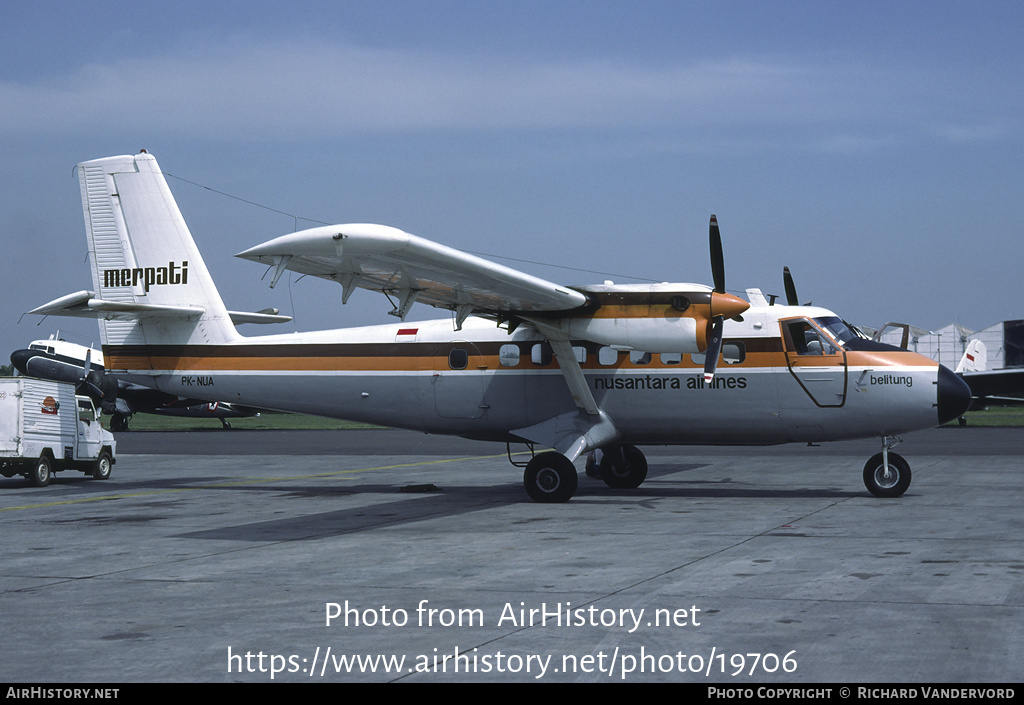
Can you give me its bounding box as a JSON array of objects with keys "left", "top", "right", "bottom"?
[{"left": 106, "top": 344, "right": 938, "bottom": 374}]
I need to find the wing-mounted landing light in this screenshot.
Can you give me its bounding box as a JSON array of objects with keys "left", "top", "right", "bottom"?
[{"left": 704, "top": 215, "right": 750, "bottom": 382}]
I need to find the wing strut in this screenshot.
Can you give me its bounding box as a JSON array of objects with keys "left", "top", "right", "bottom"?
[{"left": 511, "top": 320, "right": 620, "bottom": 462}]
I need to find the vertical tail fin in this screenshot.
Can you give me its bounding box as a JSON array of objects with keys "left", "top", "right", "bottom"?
[
  {"left": 956, "top": 339, "right": 986, "bottom": 373},
  {"left": 78, "top": 152, "right": 238, "bottom": 347}
]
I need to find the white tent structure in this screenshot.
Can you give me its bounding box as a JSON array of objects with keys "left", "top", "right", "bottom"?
[{"left": 869, "top": 319, "right": 1023, "bottom": 370}]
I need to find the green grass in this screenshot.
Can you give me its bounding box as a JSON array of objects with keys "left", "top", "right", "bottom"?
[
  {"left": 952, "top": 405, "right": 1024, "bottom": 427},
  {"left": 117, "top": 411, "right": 382, "bottom": 432}
]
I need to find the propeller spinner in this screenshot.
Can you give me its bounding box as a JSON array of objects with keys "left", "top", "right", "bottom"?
[{"left": 704, "top": 215, "right": 750, "bottom": 383}]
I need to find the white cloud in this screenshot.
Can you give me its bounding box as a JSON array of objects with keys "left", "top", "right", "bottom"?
[{"left": 1, "top": 35, "right": 1015, "bottom": 151}]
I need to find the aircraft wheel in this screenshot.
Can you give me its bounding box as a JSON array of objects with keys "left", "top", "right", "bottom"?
[
  {"left": 93, "top": 451, "right": 113, "bottom": 481},
  {"left": 863, "top": 452, "right": 911, "bottom": 498},
  {"left": 524, "top": 452, "right": 578, "bottom": 503},
  {"left": 111, "top": 413, "right": 130, "bottom": 432},
  {"left": 599, "top": 444, "right": 648, "bottom": 489},
  {"left": 28, "top": 455, "right": 53, "bottom": 487}
]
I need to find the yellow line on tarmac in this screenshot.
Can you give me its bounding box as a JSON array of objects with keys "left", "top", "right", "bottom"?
[{"left": 0, "top": 452, "right": 518, "bottom": 513}]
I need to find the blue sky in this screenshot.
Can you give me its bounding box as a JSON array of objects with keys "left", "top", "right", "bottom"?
[{"left": 3, "top": 1, "right": 1022, "bottom": 355}]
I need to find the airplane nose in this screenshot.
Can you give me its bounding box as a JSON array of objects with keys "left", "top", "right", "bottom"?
[
  {"left": 9, "top": 349, "right": 32, "bottom": 376},
  {"left": 936, "top": 364, "right": 972, "bottom": 425}
]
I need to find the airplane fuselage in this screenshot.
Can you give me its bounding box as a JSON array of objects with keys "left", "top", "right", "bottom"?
[{"left": 103, "top": 299, "right": 954, "bottom": 447}]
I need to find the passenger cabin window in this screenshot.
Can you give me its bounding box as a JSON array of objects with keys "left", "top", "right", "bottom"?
[
  {"left": 448, "top": 348, "right": 469, "bottom": 370},
  {"left": 691, "top": 342, "right": 745, "bottom": 365},
  {"left": 499, "top": 344, "right": 520, "bottom": 367},
  {"left": 660, "top": 352, "right": 682, "bottom": 365},
  {"left": 724, "top": 342, "right": 745, "bottom": 364},
  {"left": 598, "top": 347, "right": 619, "bottom": 366},
  {"left": 629, "top": 351, "right": 652, "bottom": 365}
]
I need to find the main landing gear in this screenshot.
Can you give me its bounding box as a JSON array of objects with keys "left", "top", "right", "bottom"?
[
  {"left": 588, "top": 445, "right": 648, "bottom": 489},
  {"left": 521, "top": 438, "right": 913, "bottom": 503},
  {"left": 523, "top": 452, "right": 578, "bottom": 503},
  {"left": 862, "top": 436, "right": 911, "bottom": 498},
  {"left": 522, "top": 444, "right": 649, "bottom": 503}
]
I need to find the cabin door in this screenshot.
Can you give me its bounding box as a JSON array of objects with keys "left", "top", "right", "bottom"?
[{"left": 780, "top": 318, "right": 847, "bottom": 407}]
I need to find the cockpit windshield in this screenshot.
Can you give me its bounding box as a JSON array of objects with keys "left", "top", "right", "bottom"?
[{"left": 813, "top": 317, "right": 859, "bottom": 347}]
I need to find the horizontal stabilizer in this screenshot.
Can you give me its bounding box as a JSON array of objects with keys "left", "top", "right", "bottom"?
[
  {"left": 27, "top": 290, "right": 205, "bottom": 320},
  {"left": 227, "top": 309, "right": 292, "bottom": 325}
]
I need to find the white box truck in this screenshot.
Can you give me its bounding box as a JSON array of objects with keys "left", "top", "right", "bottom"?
[{"left": 0, "top": 377, "right": 116, "bottom": 486}]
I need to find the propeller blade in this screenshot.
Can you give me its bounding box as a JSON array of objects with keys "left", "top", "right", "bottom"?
[
  {"left": 75, "top": 377, "right": 104, "bottom": 400},
  {"left": 76, "top": 349, "right": 95, "bottom": 398},
  {"left": 709, "top": 215, "right": 725, "bottom": 293},
  {"left": 74, "top": 348, "right": 118, "bottom": 406},
  {"left": 703, "top": 215, "right": 747, "bottom": 383},
  {"left": 783, "top": 266, "right": 798, "bottom": 306},
  {"left": 703, "top": 318, "right": 724, "bottom": 383}
]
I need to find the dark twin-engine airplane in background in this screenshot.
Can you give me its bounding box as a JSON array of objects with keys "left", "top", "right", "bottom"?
[{"left": 10, "top": 336, "right": 263, "bottom": 430}]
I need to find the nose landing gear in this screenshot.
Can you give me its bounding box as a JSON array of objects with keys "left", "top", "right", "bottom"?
[{"left": 863, "top": 436, "right": 911, "bottom": 498}]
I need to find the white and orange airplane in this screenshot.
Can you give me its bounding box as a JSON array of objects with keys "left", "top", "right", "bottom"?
[{"left": 27, "top": 152, "right": 971, "bottom": 502}]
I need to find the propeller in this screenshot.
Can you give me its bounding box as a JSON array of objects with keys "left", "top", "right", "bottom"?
[
  {"left": 783, "top": 266, "right": 798, "bottom": 306},
  {"left": 781, "top": 266, "right": 811, "bottom": 306},
  {"left": 75, "top": 350, "right": 118, "bottom": 408},
  {"left": 704, "top": 215, "right": 750, "bottom": 383}
]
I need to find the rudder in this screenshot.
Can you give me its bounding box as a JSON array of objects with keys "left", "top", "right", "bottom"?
[{"left": 77, "top": 152, "right": 238, "bottom": 347}]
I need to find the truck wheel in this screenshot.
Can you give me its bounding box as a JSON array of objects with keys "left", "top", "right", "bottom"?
[
  {"left": 93, "top": 451, "right": 112, "bottom": 481},
  {"left": 28, "top": 455, "right": 53, "bottom": 487}
]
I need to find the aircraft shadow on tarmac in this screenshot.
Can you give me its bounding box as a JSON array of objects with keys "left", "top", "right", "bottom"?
[{"left": 165, "top": 464, "right": 861, "bottom": 543}]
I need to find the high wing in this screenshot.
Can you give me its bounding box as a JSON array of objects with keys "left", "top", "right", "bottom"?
[
  {"left": 236, "top": 224, "right": 590, "bottom": 326},
  {"left": 960, "top": 368, "right": 1024, "bottom": 401}
]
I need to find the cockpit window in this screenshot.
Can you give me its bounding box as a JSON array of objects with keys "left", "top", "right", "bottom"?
[
  {"left": 813, "top": 317, "right": 857, "bottom": 348},
  {"left": 786, "top": 320, "right": 838, "bottom": 355}
]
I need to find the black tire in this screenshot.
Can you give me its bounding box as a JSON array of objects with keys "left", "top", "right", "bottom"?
[
  {"left": 93, "top": 451, "right": 112, "bottom": 480},
  {"left": 111, "top": 414, "right": 130, "bottom": 432},
  {"left": 863, "top": 452, "right": 911, "bottom": 498},
  {"left": 524, "top": 452, "right": 578, "bottom": 503},
  {"left": 28, "top": 455, "right": 53, "bottom": 487},
  {"left": 599, "top": 444, "right": 648, "bottom": 489}
]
